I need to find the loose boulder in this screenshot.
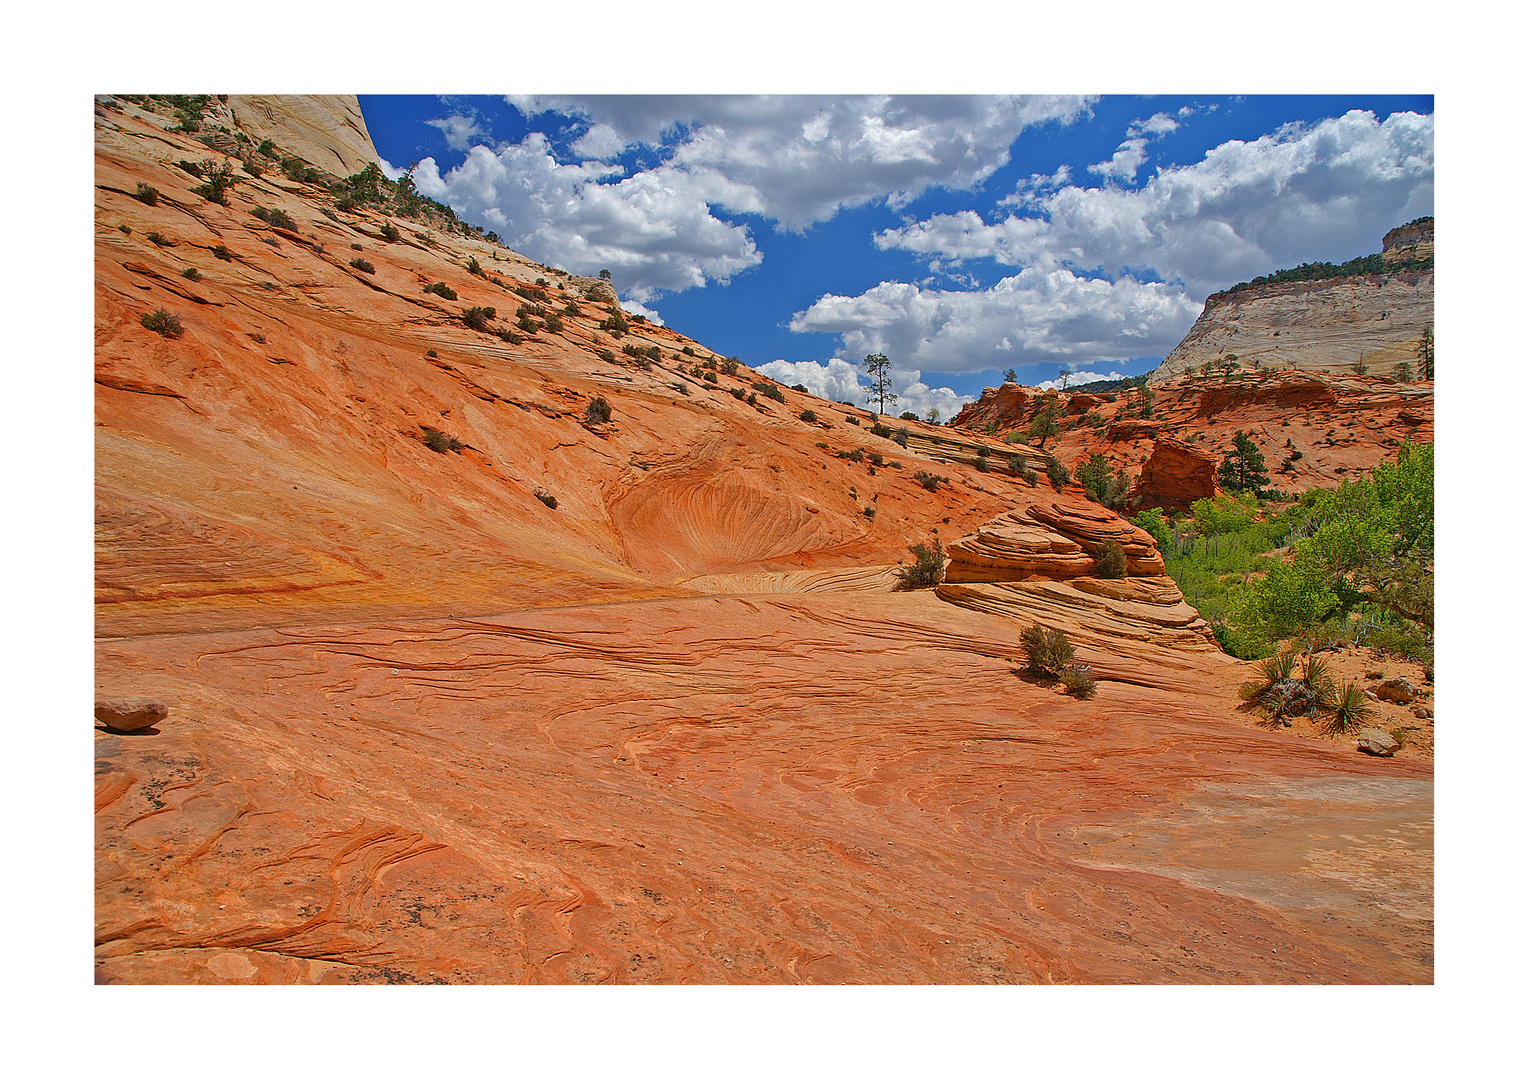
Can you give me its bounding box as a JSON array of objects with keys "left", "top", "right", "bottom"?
[
  {"left": 95, "top": 698, "right": 167, "bottom": 733},
  {"left": 1373, "top": 678, "right": 1419, "bottom": 704},
  {"left": 1357, "top": 728, "right": 1400, "bottom": 757}
]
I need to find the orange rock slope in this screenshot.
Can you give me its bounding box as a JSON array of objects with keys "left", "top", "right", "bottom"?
[{"left": 93, "top": 96, "right": 1432, "bottom": 984}]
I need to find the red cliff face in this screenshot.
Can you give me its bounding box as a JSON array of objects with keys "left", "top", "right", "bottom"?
[{"left": 1134, "top": 437, "right": 1220, "bottom": 513}]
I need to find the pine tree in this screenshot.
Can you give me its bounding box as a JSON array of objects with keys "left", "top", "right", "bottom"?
[
  {"left": 862, "top": 353, "right": 898, "bottom": 415},
  {"left": 1217, "top": 430, "right": 1270, "bottom": 494}
]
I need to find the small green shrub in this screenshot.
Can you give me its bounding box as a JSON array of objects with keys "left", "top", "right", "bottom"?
[
  {"left": 585, "top": 396, "right": 612, "bottom": 424},
  {"left": 596, "top": 348, "right": 615, "bottom": 363},
  {"left": 720, "top": 359, "right": 739, "bottom": 376},
  {"left": 913, "top": 471, "right": 945, "bottom": 492},
  {"left": 536, "top": 490, "right": 558, "bottom": 509},
  {"left": 191, "top": 162, "right": 237, "bottom": 205},
  {"left": 140, "top": 308, "right": 183, "bottom": 338},
  {"left": 899, "top": 411, "right": 919, "bottom": 422},
  {"left": 1021, "top": 625, "right": 1075, "bottom": 677},
  {"left": 893, "top": 428, "right": 909, "bottom": 448},
  {"left": 751, "top": 380, "right": 785, "bottom": 404},
  {"left": 181, "top": 267, "right": 201, "bottom": 281},
  {"left": 420, "top": 426, "right": 464, "bottom": 453},
  {"left": 146, "top": 231, "right": 174, "bottom": 247},
  {"left": 863, "top": 506, "right": 876, "bottom": 519},
  {"left": 134, "top": 183, "right": 159, "bottom": 205},
  {"left": 894, "top": 537, "right": 945, "bottom": 590},
  {"left": 1046, "top": 459, "right": 1070, "bottom": 490},
  {"left": 212, "top": 244, "right": 232, "bottom": 261},
  {"left": 462, "top": 306, "right": 496, "bottom": 331},
  {"left": 242, "top": 158, "right": 262, "bottom": 177},
  {"left": 1095, "top": 540, "right": 1127, "bottom": 579},
  {"left": 349, "top": 257, "right": 375, "bottom": 274},
  {"left": 799, "top": 409, "right": 817, "bottom": 422},
  {"left": 424, "top": 282, "right": 458, "bottom": 301},
  {"left": 1060, "top": 664, "right": 1097, "bottom": 699},
  {"left": 380, "top": 222, "right": 400, "bottom": 242},
  {"left": 466, "top": 257, "right": 485, "bottom": 277}
]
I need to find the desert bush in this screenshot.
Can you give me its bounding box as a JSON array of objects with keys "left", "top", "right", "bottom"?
[
  {"left": 720, "top": 359, "right": 739, "bottom": 376},
  {"left": 466, "top": 257, "right": 485, "bottom": 277},
  {"left": 536, "top": 490, "right": 558, "bottom": 509},
  {"left": 181, "top": 267, "right": 201, "bottom": 281},
  {"left": 900, "top": 411, "right": 919, "bottom": 422},
  {"left": 191, "top": 161, "right": 237, "bottom": 205},
  {"left": 380, "top": 222, "right": 400, "bottom": 242},
  {"left": 868, "top": 452, "right": 884, "bottom": 467},
  {"left": 913, "top": 471, "right": 945, "bottom": 492},
  {"left": 731, "top": 387, "right": 746, "bottom": 400},
  {"left": 212, "top": 244, "right": 232, "bottom": 261},
  {"left": 1021, "top": 466, "right": 1039, "bottom": 486},
  {"left": 863, "top": 506, "right": 876, "bottom": 519},
  {"left": 974, "top": 456, "right": 991, "bottom": 472},
  {"left": 894, "top": 537, "right": 945, "bottom": 590},
  {"left": 585, "top": 396, "right": 612, "bottom": 424},
  {"left": 893, "top": 427, "right": 909, "bottom": 448},
  {"left": 462, "top": 306, "right": 496, "bottom": 331},
  {"left": 1047, "top": 459, "right": 1071, "bottom": 490},
  {"left": 146, "top": 231, "right": 174, "bottom": 247},
  {"left": 420, "top": 426, "right": 464, "bottom": 453},
  {"left": 596, "top": 348, "right": 615, "bottom": 363},
  {"left": 1021, "top": 624, "right": 1075, "bottom": 677},
  {"left": 242, "top": 157, "right": 262, "bottom": 177},
  {"left": 799, "top": 409, "right": 817, "bottom": 422},
  {"left": 134, "top": 182, "right": 159, "bottom": 205},
  {"left": 424, "top": 282, "right": 458, "bottom": 301},
  {"left": 681, "top": 345, "right": 695, "bottom": 356},
  {"left": 751, "top": 380, "right": 785, "bottom": 403},
  {"left": 871, "top": 423, "right": 893, "bottom": 439},
  {"left": 1059, "top": 664, "right": 1097, "bottom": 699},
  {"left": 1095, "top": 540, "right": 1127, "bottom": 578},
  {"left": 349, "top": 257, "right": 375, "bottom": 274},
  {"left": 543, "top": 313, "right": 565, "bottom": 333},
  {"left": 140, "top": 308, "right": 183, "bottom": 338}
]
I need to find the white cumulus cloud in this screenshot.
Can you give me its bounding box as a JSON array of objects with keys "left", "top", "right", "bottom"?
[
  {"left": 755, "top": 358, "right": 970, "bottom": 419},
  {"left": 879, "top": 109, "right": 1434, "bottom": 299},
  {"left": 507, "top": 95, "right": 1095, "bottom": 231},
  {"left": 789, "top": 267, "right": 1200, "bottom": 374},
  {"left": 410, "top": 138, "right": 761, "bottom": 302}
]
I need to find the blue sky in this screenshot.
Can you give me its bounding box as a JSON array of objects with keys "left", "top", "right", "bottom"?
[{"left": 358, "top": 94, "right": 1432, "bottom": 416}]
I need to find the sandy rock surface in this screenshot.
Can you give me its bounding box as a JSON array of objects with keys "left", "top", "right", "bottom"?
[{"left": 93, "top": 96, "right": 1433, "bottom": 984}]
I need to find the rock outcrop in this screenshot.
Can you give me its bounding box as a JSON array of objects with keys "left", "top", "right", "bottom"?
[
  {"left": 1149, "top": 222, "right": 1433, "bottom": 385},
  {"left": 937, "top": 498, "right": 1217, "bottom": 681},
  {"left": 1134, "top": 437, "right": 1220, "bottom": 513}
]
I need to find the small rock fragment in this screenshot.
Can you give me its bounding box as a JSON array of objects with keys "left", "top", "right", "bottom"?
[
  {"left": 95, "top": 699, "right": 167, "bottom": 732},
  {"left": 1356, "top": 728, "right": 1400, "bottom": 757}
]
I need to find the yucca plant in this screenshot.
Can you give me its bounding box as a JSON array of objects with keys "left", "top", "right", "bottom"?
[
  {"left": 1238, "top": 651, "right": 1297, "bottom": 703},
  {"left": 1301, "top": 654, "right": 1337, "bottom": 708},
  {"left": 1329, "top": 682, "right": 1373, "bottom": 733}
]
